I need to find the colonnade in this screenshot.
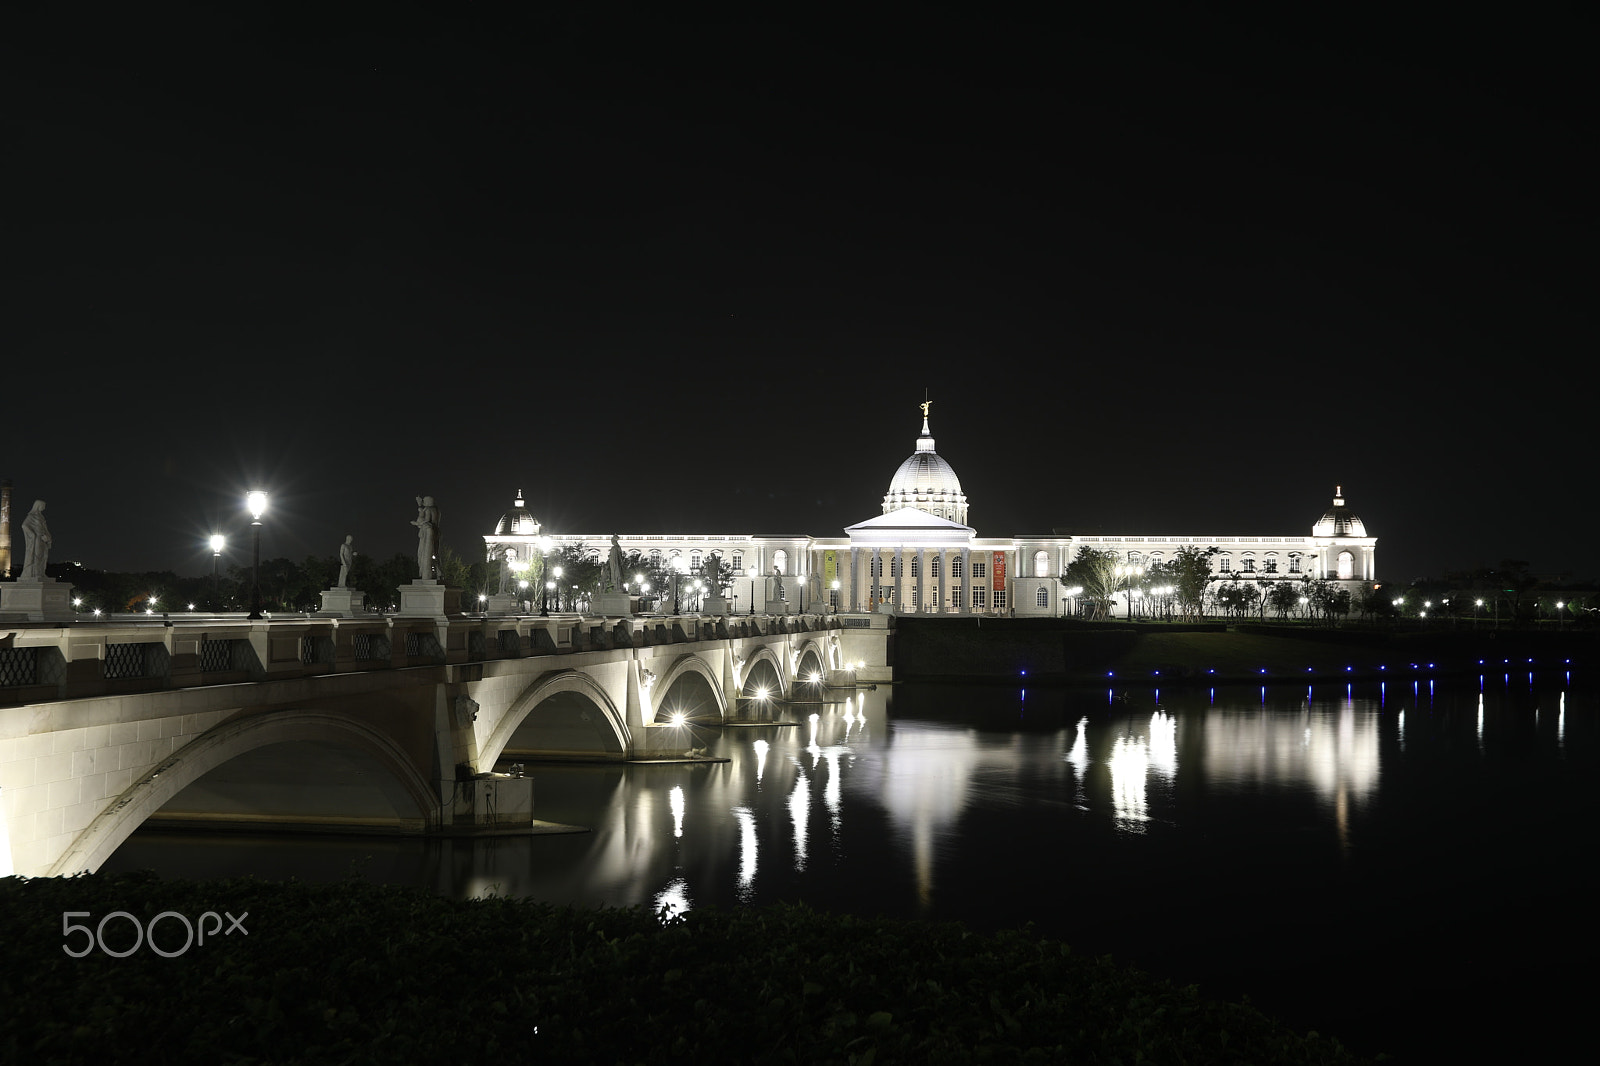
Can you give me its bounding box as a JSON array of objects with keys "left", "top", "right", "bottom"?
[{"left": 830, "top": 545, "right": 1001, "bottom": 614}]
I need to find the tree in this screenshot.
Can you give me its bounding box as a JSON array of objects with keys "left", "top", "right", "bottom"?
[
  {"left": 1267, "top": 580, "right": 1303, "bottom": 620},
  {"left": 437, "top": 546, "right": 488, "bottom": 603},
  {"left": 1062, "top": 547, "right": 1121, "bottom": 620},
  {"left": 1169, "top": 545, "right": 1216, "bottom": 621},
  {"left": 355, "top": 553, "right": 414, "bottom": 612}
]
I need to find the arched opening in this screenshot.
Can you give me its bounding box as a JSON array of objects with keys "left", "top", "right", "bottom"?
[
  {"left": 1033, "top": 550, "right": 1049, "bottom": 578},
  {"left": 53, "top": 713, "right": 437, "bottom": 876},
  {"left": 1337, "top": 551, "right": 1355, "bottom": 580},
  {"left": 496, "top": 690, "right": 628, "bottom": 762},
  {"left": 652, "top": 669, "right": 723, "bottom": 724},
  {"left": 148, "top": 740, "right": 428, "bottom": 833}
]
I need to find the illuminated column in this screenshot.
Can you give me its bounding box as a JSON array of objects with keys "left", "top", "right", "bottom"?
[
  {"left": 893, "top": 546, "right": 903, "bottom": 610},
  {"left": 870, "top": 547, "right": 881, "bottom": 609},
  {"left": 917, "top": 547, "right": 927, "bottom": 614},
  {"left": 960, "top": 547, "right": 971, "bottom": 615},
  {"left": 849, "top": 548, "right": 860, "bottom": 611}
]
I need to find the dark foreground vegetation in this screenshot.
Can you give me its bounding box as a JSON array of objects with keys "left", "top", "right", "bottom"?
[{"left": 2, "top": 872, "right": 1372, "bottom": 1064}]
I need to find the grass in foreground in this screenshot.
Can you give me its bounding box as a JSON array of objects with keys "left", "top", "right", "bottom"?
[{"left": 1, "top": 872, "right": 1374, "bottom": 1064}]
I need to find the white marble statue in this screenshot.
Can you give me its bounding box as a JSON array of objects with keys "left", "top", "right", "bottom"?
[
  {"left": 20, "top": 499, "right": 50, "bottom": 581},
  {"left": 498, "top": 547, "right": 517, "bottom": 595},
  {"left": 412, "top": 496, "right": 440, "bottom": 579},
  {"left": 608, "top": 534, "right": 625, "bottom": 593},
  {"left": 337, "top": 535, "right": 354, "bottom": 588}
]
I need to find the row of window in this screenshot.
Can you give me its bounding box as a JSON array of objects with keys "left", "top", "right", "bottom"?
[
  {"left": 869, "top": 587, "right": 1010, "bottom": 609},
  {"left": 867, "top": 557, "right": 988, "bottom": 579}
]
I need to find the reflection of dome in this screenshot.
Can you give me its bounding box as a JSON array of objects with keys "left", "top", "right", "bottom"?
[
  {"left": 883, "top": 410, "right": 968, "bottom": 525},
  {"left": 1312, "top": 486, "right": 1366, "bottom": 537},
  {"left": 494, "top": 490, "right": 541, "bottom": 536}
]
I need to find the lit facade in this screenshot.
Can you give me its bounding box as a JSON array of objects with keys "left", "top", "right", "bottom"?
[{"left": 484, "top": 413, "right": 1376, "bottom": 617}]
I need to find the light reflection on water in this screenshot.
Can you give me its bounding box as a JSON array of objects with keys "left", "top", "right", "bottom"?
[{"left": 104, "top": 673, "right": 1596, "bottom": 1062}]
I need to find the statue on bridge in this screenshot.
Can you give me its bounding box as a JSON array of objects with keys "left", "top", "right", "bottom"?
[
  {"left": 607, "top": 534, "right": 625, "bottom": 593},
  {"left": 337, "top": 535, "right": 354, "bottom": 587},
  {"left": 499, "top": 547, "right": 518, "bottom": 595},
  {"left": 412, "top": 496, "right": 441, "bottom": 580},
  {"left": 20, "top": 499, "right": 50, "bottom": 582}
]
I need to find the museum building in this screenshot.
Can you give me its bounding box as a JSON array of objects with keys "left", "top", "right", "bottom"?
[{"left": 484, "top": 410, "right": 1376, "bottom": 617}]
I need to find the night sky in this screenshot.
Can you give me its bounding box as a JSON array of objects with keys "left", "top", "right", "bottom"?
[{"left": 6, "top": 9, "right": 1590, "bottom": 585}]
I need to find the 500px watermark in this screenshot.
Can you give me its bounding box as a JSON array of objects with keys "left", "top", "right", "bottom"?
[{"left": 62, "top": 910, "right": 249, "bottom": 958}]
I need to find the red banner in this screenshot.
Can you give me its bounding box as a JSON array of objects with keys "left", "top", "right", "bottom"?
[{"left": 993, "top": 551, "right": 1006, "bottom": 591}]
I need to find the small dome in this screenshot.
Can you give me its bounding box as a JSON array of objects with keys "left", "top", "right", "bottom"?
[
  {"left": 1312, "top": 486, "right": 1366, "bottom": 538},
  {"left": 494, "top": 490, "right": 541, "bottom": 536}
]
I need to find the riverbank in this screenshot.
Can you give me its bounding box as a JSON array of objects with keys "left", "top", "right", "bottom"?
[
  {"left": 892, "top": 617, "right": 1595, "bottom": 684},
  {"left": 1, "top": 871, "right": 1372, "bottom": 1064}
]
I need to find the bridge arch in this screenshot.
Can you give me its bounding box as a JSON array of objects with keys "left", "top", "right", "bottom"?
[
  {"left": 483, "top": 669, "right": 630, "bottom": 766},
  {"left": 650, "top": 654, "right": 726, "bottom": 724},
  {"left": 739, "top": 645, "right": 788, "bottom": 699},
  {"left": 49, "top": 712, "right": 437, "bottom": 876}
]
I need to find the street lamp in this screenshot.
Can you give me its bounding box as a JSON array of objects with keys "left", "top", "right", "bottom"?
[
  {"left": 671, "top": 557, "right": 688, "bottom": 614},
  {"left": 537, "top": 537, "right": 553, "bottom": 616},
  {"left": 246, "top": 490, "right": 268, "bottom": 619},
  {"left": 1114, "top": 564, "right": 1144, "bottom": 620},
  {"left": 209, "top": 533, "right": 225, "bottom": 610}
]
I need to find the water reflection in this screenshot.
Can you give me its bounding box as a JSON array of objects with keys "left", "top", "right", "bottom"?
[{"left": 102, "top": 673, "right": 1592, "bottom": 1064}]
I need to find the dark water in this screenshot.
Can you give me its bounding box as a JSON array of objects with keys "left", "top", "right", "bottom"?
[{"left": 105, "top": 672, "right": 1599, "bottom": 1062}]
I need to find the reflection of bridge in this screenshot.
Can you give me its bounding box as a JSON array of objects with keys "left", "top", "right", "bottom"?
[{"left": 0, "top": 610, "right": 883, "bottom": 878}]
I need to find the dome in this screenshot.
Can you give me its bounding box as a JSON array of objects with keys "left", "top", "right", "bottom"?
[
  {"left": 883, "top": 407, "right": 969, "bottom": 525},
  {"left": 494, "top": 490, "right": 542, "bottom": 536},
  {"left": 1312, "top": 486, "right": 1366, "bottom": 538}
]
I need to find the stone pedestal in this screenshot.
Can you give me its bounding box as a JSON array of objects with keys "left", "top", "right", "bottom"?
[
  {"left": 318, "top": 587, "right": 366, "bottom": 616},
  {"left": 396, "top": 580, "right": 462, "bottom": 617},
  {"left": 589, "top": 592, "right": 634, "bottom": 617},
  {"left": 702, "top": 595, "right": 729, "bottom": 616},
  {"left": 486, "top": 593, "right": 521, "bottom": 615},
  {"left": 0, "top": 579, "right": 76, "bottom": 622}
]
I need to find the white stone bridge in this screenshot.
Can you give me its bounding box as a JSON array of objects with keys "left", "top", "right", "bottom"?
[{"left": 0, "top": 609, "right": 887, "bottom": 878}]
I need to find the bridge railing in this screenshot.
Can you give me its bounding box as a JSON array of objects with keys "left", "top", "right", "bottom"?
[{"left": 1, "top": 611, "right": 838, "bottom": 705}]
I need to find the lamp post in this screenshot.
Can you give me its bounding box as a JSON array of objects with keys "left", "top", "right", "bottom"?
[
  {"left": 537, "top": 537, "right": 553, "bottom": 616},
  {"left": 1114, "top": 564, "right": 1144, "bottom": 620},
  {"left": 671, "top": 557, "right": 687, "bottom": 614},
  {"left": 246, "top": 490, "right": 268, "bottom": 619},
  {"left": 209, "top": 533, "right": 225, "bottom": 610}
]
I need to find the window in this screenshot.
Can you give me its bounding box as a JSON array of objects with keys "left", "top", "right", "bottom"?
[
  {"left": 951, "top": 556, "right": 964, "bottom": 580},
  {"left": 1219, "top": 556, "right": 1232, "bottom": 572},
  {"left": 649, "top": 549, "right": 661, "bottom": 566},
  {"left": 1338, "top": 551, "right": 1355, "bottom": 580},
  {"left": 1033, "top": 550, "right": 1049, "bottom": 578},
  {"left": 732, "top": 551, "right": 744, "bottom": 571},
  {"left": 890, "top": 556, "right": 901, "bottom": 578},
  {"left": 1289, "top": 554, "right": 1302, "bottom": 574},
  {"left": 1264, "top": 555, "right": 1278, "bottom": 573},
  {"left": 911, "top": 556, "right": 921, "bottom": 578},
  {"left": 773, "top": 549, "right": 787, "bottom": 574},
  {"left": 972, "top": 587, "right": 987, "bottom": 608},
  {"left": 1035, "top": 586, "right": 1049, "bottom": 608},
  {"left": 870, "top": 557, "right": 882, "bottom": 578},
  {"left": 690, "top": 550, "right": 702, "bottom": 571},
  {"left": 931, "top": 556, "right": 943, "bottom": 579},
  {"left": 971, "top": 560, "right": 987, "bottom": 580},
  {"left": 1243, "top": 557, "right": 1256, "bottom": 573},
  {"left": 995, "top": 589, "right": 1008, "bottom": 610}
]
